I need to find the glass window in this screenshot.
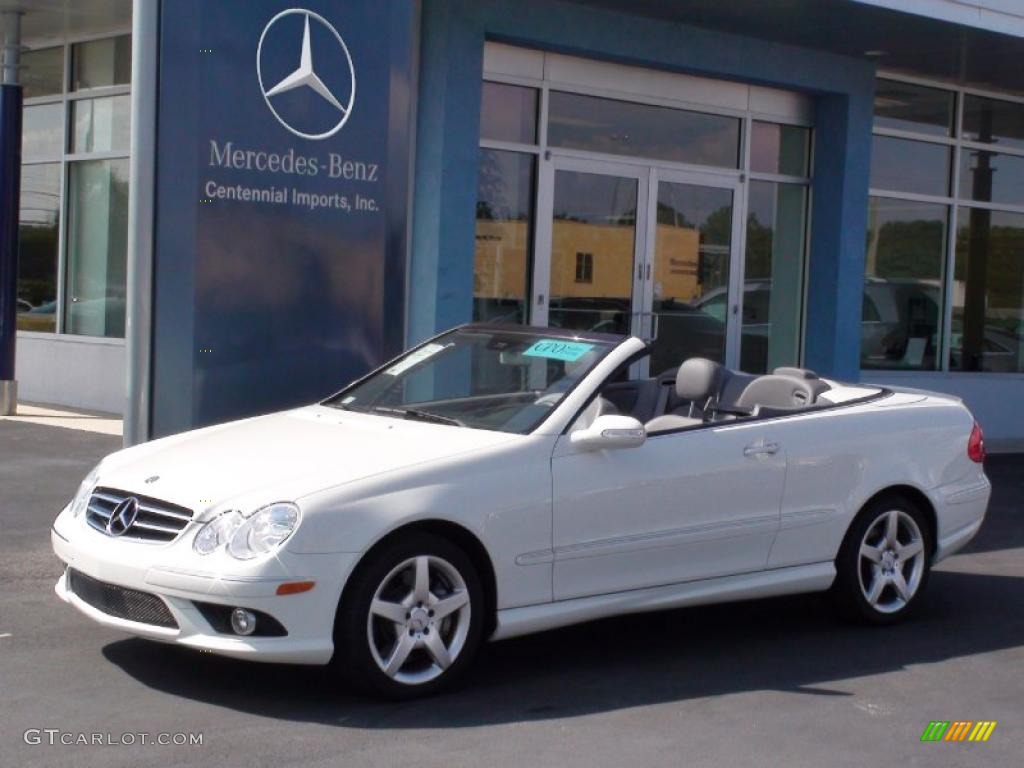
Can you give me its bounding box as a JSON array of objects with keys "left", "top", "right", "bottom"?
[
  {"left": 71, "top": 95, "right": 131, "bottom": 153},
  {"left": 649, "top": 181, "right": 734, "bottom": 372},
  {"left": 17, "top": 164, "right": 61, "bottom": 332},
  {"left": 950, "top": 207, "right": 1024, "bottom": 372},
  {"left": 22, "top": 47, "right": 64, "bottom": 98},
  {"left": 873, "top": 79, "right": 955, "bottom": 137},
  {"left": 963, "top": 94, "right": 1024, "bottom": 152},
  {"left": 72, "top": 35, "right": 131, "bottom": 90},
  {"left": 479, "top": 82, "right": 538, "bottom": 145},
  {"left": 22, "top": 103, "right": 64, "bottom": 159},
  {"left": 958, "top": 149, "right": 1024, "bottom": 208},
  {"left": 742, "top": 181, "right": 808, "bottom": 372},
  {"left": 549, "top": 170, "right": 638, "bottom": 336},
  {"left": 861, "top": 198, "right": 947, "bottom": 370},
  {"left": 324, "top": 326, "right": 617, "bottom": 434},
  {"left": 870, "top": 135, "right": 950, "bottom": 196},
  {"left": 750, "top": 122, "right": 810, "bottom": 177},
  {"left": 474, "top": 149, "right": 535, "bottom": 324},
  {"left": 64, "top": 159, "right": 129, "bottom": 338},
  {"left": 548, "top": 91, "right": 740, "bottom": 168}
]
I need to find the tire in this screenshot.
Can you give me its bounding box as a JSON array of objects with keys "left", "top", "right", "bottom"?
[
  {"left": 831, "top": 494, "right": 933, "bottom": 625},
  {"left": 332, "top": 531, "right": 485, "bottom": 699}
]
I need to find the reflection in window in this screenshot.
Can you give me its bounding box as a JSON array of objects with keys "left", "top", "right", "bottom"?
[
  {"left": 873, "top": 79, "right": 954, "bottom": 137},
  {"left": 861, "top": 198, "right": 947, "bottom": 370},
  {"left": 17, "top": 164, "right": 61, "bottom": 333},
  {"left": 650, "top": 182, "right": 733, "bottom": 372},
  {"left": 958, "top": 149, "right": 1024, "bottom": 208},
  {"left": 72, "top": 95, "right": 132, "bottom": 154},
  {"left": 64, "top": 159, "right": 130, "bottom": 338},
  {"left": 479, "top": 82, "right": 538, "bottom": 145},
  {"left": 871, "top": 135, "right": 950, "bottom": 196},
  {"left": 474, "top": 149, "right": 535, "bottom": 324},
  {"left": 549, "top": 170, "right": 637, "bottom": 336},
  {"left": 548, "top": 91, "right": 740, "bottom": 168},
  {"left": 574, "top": 252, "right": 594, "bottom": 283},
  {"left": 72, "top": 35, "right": 132, "bottom": 90},
  {"left": 22, "top": 47, "right": 64, "bottom": 98},
  {"left": 743, "top": 181, "right": 807, "bottom": 373},
  {"left": 22, "top": 104, "right": 64, "bottom": 159},
  {"left": 963, "top": 94, "right": 1024, "bottom": 152},
  {"left": 951, "top": 208, "right": 1024, "bottom": 373},
  {"left": 750, "top": 122, "right": 810, "bottom": 177}
]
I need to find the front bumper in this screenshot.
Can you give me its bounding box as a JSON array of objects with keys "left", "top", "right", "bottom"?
[{"left": 52, "top": 522, "right": 359, "bottom": 665}]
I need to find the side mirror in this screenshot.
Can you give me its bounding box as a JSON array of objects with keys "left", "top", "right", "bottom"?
[{"left": 571, "top": 414, "right": 646, "bottom": 451}]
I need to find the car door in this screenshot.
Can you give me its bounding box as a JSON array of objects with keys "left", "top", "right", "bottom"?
[{"left": 550, "top": 420, "right": 786, "bottom": 601}]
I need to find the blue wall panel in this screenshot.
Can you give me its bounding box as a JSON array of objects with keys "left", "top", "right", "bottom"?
[
  {"left": 151, "top": 0, "right": 416, "bottom": 436},
  {"left": 410, "top": 0, "right": 876, "bottom": 380}
]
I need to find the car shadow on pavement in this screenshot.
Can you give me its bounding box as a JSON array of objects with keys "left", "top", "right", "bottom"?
[{"left": 102, "top": 566, "right": 1024, "bottom": 728}]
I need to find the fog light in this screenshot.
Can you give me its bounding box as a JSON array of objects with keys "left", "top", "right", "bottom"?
[{"left": 230, "top": 608, "right": 257, "bottom": 636}]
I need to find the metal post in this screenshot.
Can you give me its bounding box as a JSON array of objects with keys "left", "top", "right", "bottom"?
[{"left": 0, "top": 11, "right": 23, "bottom": 415}]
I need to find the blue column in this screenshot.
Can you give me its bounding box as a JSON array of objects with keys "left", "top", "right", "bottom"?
[
  {"left": 0, "top": 81, "right": 21, "bottom": 412},
  {"left": 804, "top": 92, "right": 875, "bottom": 381}
]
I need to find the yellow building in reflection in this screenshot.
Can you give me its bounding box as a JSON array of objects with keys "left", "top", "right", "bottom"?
[{"left": 474, "top": 219, "right": 703, "bottom": 302}]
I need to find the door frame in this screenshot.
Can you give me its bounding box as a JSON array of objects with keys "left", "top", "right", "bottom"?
[
  {"left": 530, "top": 154, "right": 650, "bottom": 337},
  {"left": 532, "top": 151, "right": 749, "bottom": 371},
  {"left": 644, "top": 166, "right": 747, "bottom": 371}
]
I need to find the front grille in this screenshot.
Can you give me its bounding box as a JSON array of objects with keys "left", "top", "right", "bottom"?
[
  {"left": 85, "top": 487, "right": 194, "bottom": 543},
  {"left": 66, "top": 569, "right": 178, "bottom": 629}
]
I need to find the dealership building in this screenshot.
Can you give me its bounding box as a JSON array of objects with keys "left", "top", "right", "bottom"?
[{"left": 8, "top": 0, "right": 1024, "bottom": 449}]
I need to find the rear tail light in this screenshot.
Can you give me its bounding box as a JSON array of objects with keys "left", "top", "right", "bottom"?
[{"left": 968, "top": 422, "right": 986, "bottom": 463}]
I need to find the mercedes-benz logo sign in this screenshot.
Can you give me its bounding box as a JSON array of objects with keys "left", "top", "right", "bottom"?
[
  {"left": 107, "top": 497, "right": 140, "bottom": 537},
  {"left": 256, "top": 8, "right": 356, "bottom": 140}
]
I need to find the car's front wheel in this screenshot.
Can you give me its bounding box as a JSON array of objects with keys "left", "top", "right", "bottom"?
[
  {"left": 333, "top": 532, "right": 484, "bottom": 699},
  {"left": 832, "top": 496, "right": 933, "bottom": 624}
]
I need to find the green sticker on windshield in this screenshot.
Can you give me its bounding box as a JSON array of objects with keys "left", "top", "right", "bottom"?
[{"left": 523, "top": 339, "right": 594, "bottom": 362}]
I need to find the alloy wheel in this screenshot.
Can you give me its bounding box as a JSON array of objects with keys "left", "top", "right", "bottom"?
[
  {"left": 857, "top": 509, "right": 926, "bottom": 614},
  {"left": 366, "top": 555, "right": 472, "bottom": 685}
]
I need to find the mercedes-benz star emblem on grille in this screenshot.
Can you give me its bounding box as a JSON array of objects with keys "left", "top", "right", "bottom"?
[
  {"left": 256, "top": 8, "right": 356, "bottom": 140},
  {"left": 107, "top": 497, "right": 140, "bottom": 537}
]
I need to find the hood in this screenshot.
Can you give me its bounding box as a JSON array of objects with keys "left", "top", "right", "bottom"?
[{"left": 97, "top": 405, "right": 518, "bottom": 517}]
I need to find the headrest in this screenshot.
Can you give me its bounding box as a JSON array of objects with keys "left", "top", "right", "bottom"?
[
  {"left": 735, "top": 374, "right": 816, "bottom": 409},
  {"left": 773, "top": 366, "right": 819, "bottom": 380},
  {"left": 676, "top": 358, "right": 724, "bottom": 402}
]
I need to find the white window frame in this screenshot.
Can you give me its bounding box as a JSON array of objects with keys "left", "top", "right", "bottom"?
[
  {"left": 871, "top": 71, "right": 1024, "bottom": 375},
  {"left": 478, "top": 45, "right": 814, "bottom": 371},
  {"left": 20, "top": 29, "right": 132, "bottom": 344}
]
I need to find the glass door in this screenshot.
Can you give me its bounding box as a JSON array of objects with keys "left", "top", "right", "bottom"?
[
  {"left": 532, "top": 157, "right": 648, "bottom": 339},
  {"left": 642, "top": 169, "right": 743, "bottom": 375}
]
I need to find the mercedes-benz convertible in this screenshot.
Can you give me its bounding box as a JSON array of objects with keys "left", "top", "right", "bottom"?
[{"left": 52, "top": 324, "right": 990, "bottom": 698}]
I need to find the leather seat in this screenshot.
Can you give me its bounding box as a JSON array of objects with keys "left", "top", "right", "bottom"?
[
  {"left": 645, "top": 358, "right": 723, "bottom": 433},
  {"left": 734, "top": 374, "right": 817, "bottom": 412}
]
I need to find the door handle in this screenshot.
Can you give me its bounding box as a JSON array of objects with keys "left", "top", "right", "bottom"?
[{"left": 743, "top": 441, "right": 779, "bottom": 457}]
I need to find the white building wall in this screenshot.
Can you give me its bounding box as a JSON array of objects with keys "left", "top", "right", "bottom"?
[{"left": 16, "top": 334, "right": 125, "bottom": 415}]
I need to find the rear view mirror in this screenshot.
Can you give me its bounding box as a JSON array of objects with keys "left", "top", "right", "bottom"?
[{"left": 571, "top": 415, "right": 646, "bottom": 451}]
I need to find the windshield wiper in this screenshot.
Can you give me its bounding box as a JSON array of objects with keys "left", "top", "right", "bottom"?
[{"left": 369, "top": 406, "right": 464, "bottom": 427}]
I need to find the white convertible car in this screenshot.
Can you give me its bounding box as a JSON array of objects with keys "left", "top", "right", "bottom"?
[{"left": 52, "top": 324, "right": 991, "bottom": 698}]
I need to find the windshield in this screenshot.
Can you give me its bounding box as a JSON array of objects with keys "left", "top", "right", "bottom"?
[{"left": 323, "top": 326, "right": 619, "bottom": 433}]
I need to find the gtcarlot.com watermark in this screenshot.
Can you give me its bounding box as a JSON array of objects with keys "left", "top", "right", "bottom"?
[{"left": 24, "top": 729, "right": 203, "bottom": 747}]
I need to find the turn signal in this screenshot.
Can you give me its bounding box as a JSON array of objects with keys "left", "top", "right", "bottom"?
[
  {"left": 968, "top": 422, "right": 986, "bottom": 463},
  {"left": 276, "top": 581, "right": 315, "bottom": 596}
]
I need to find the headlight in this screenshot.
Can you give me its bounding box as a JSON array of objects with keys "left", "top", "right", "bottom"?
[
  {"left": 193, "top": 503, "right": 299, "bottom": 559},
  {"left": 228, "top": 503, "right": 300, "bottom": 560},
  {"left": 192, "top": 510, "right": 243, "bottom": 555},
  {"left": 69, "top": 464, "right": 102, "bottom": 518}
]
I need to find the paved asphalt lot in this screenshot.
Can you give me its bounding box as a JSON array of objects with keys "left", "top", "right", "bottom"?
[{"left": 1, "top": 419, "right": 1021, "bottom": 768}]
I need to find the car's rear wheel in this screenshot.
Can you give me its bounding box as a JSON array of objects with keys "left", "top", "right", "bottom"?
[
  {"left": 333, "top": 532, "right": 484, "bottom": 699},
  {"left": 831, "top": 495, "right": 932, "bottom": 624}
]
